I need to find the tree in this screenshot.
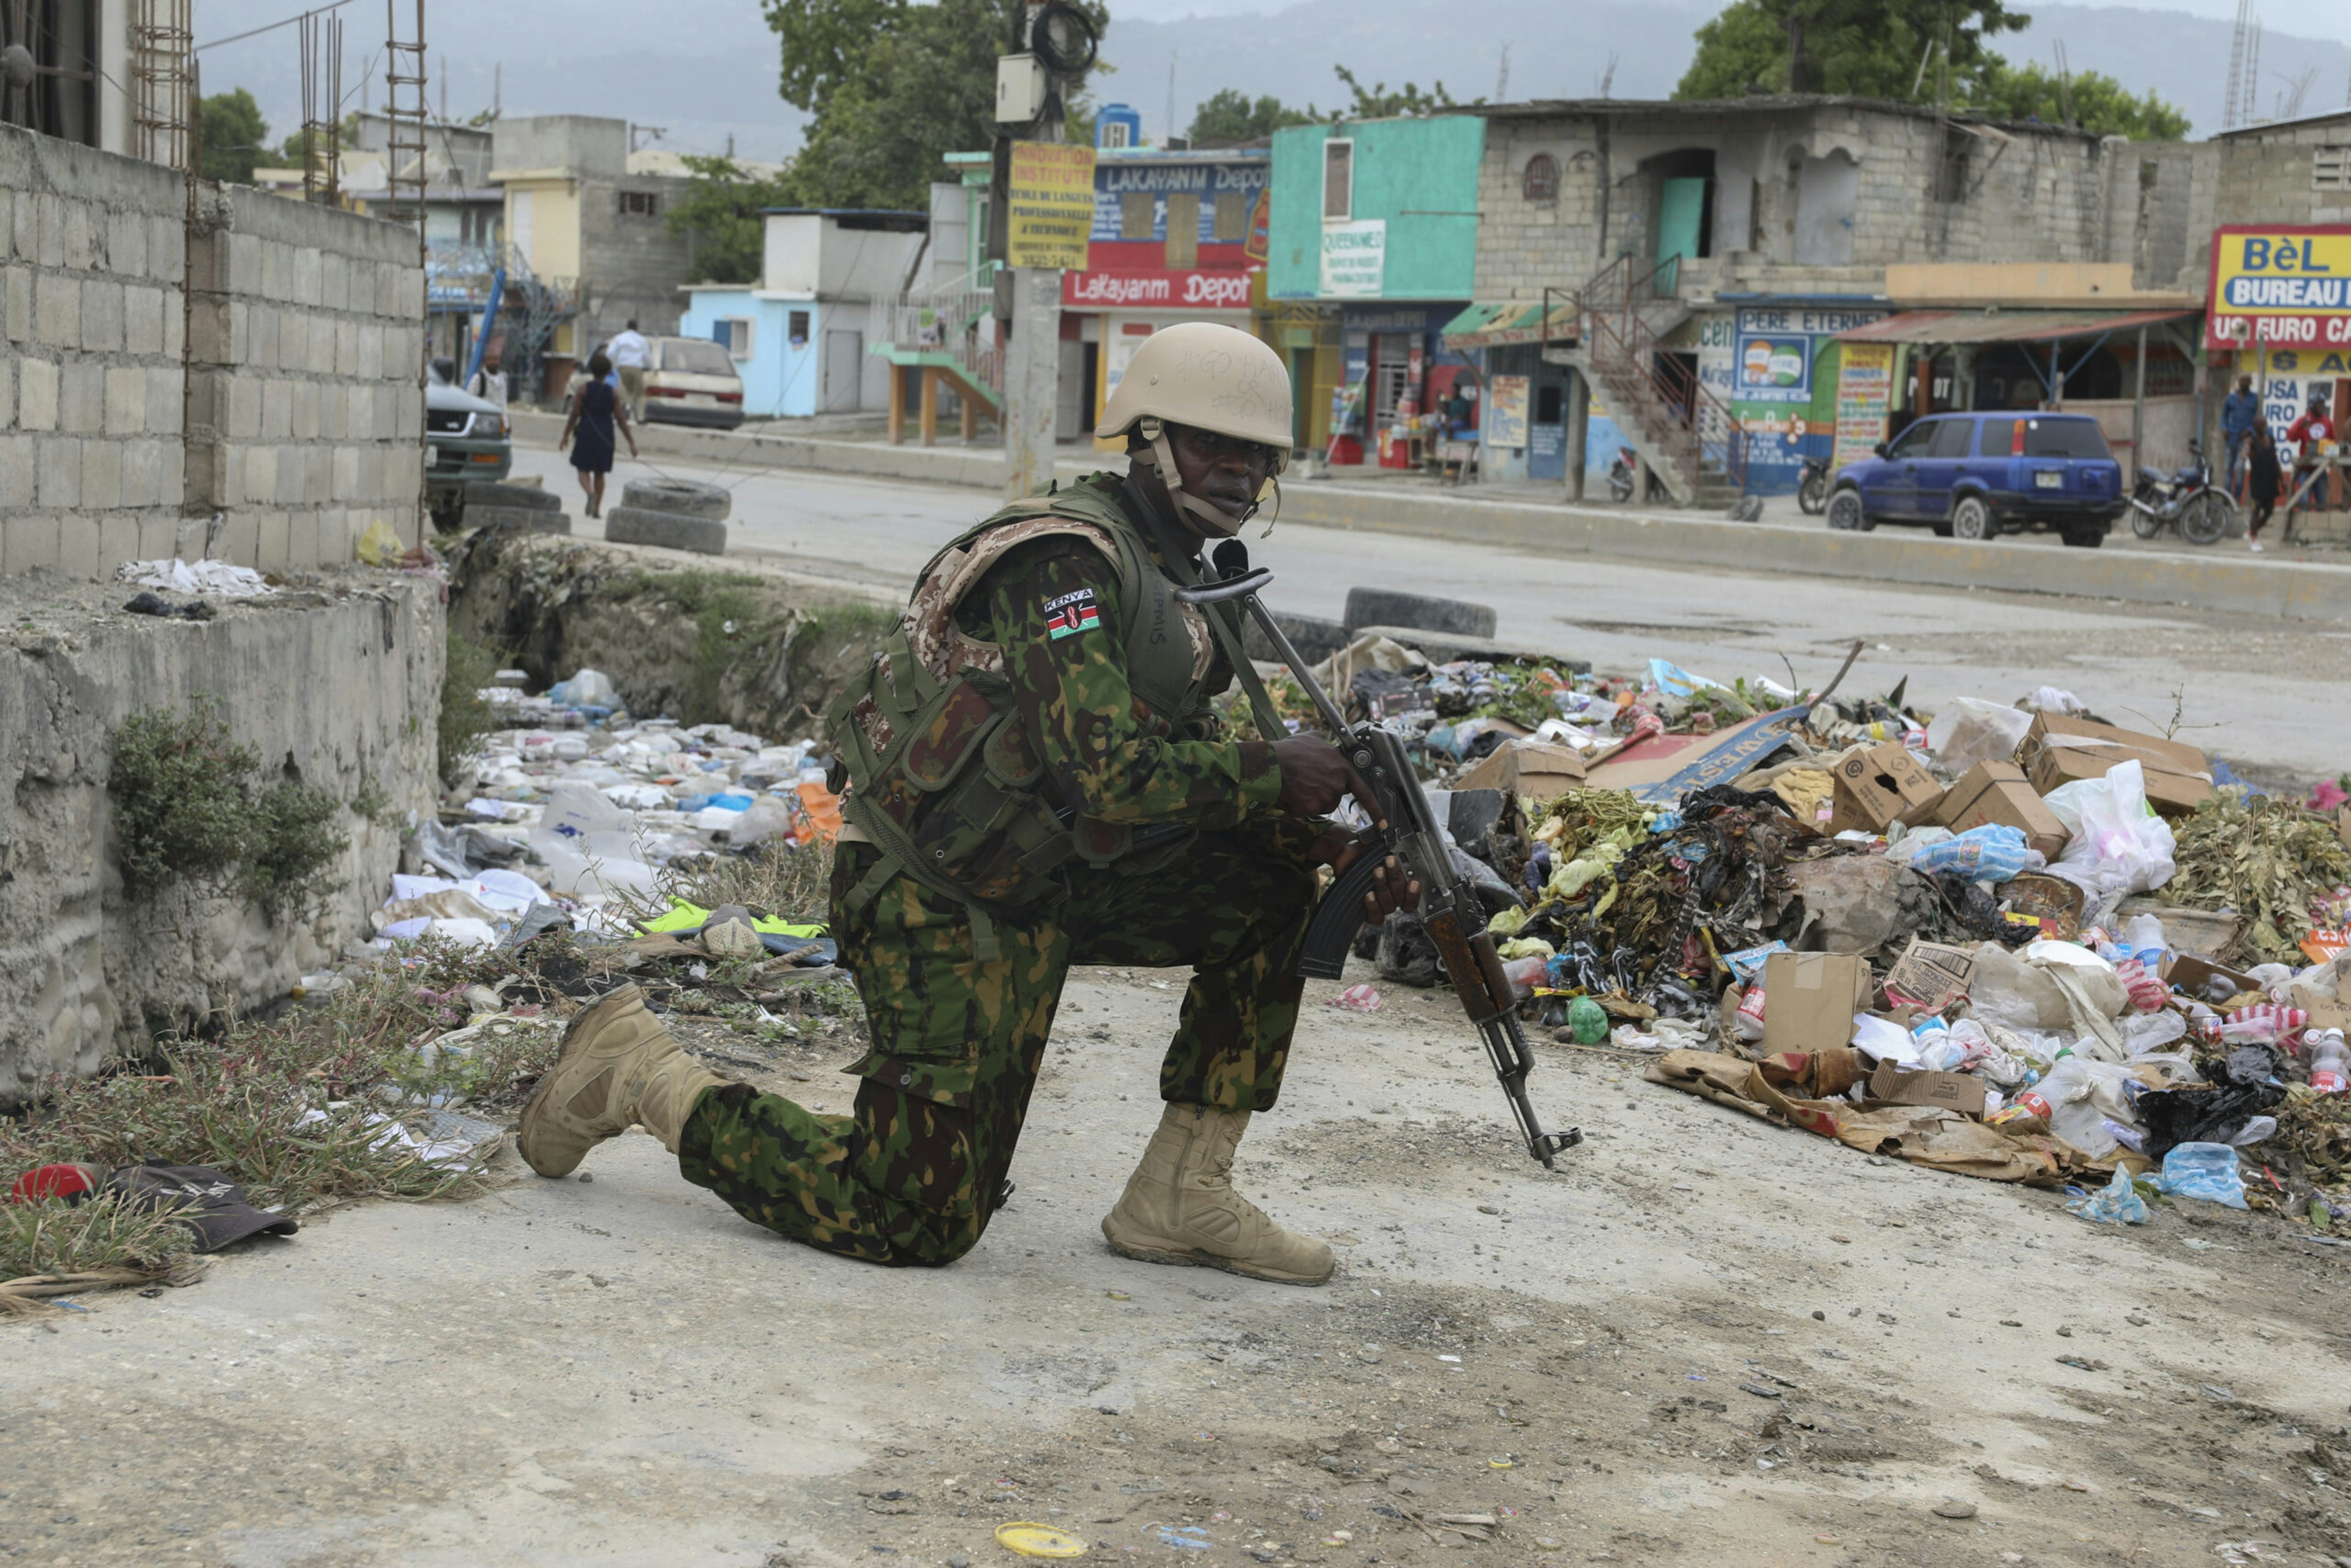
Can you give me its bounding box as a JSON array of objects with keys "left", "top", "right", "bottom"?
[
  {"left": 765, "top": 0, "right": 1107, "bottom": 211},
  {"left": 276, "top": 111, "right": 361, "bottom": 168},
  {"left": 1676, "top": 0, "right": 2027, "bottom": 101},
  {"left": 197, "top": 88, "right": 269, "bottom": 184},
  {"left": 1188, "top": 89, "right": 1311, "bottom": 145},
  {"left": 1972, "top": 60, "right": 2191, "bottom": 139},
  {"left": 666, "top": 155, "right": 801, "bottom": 284},
  {"left": 1328, "top": 64, "right": 1468, "bottom": 119}
]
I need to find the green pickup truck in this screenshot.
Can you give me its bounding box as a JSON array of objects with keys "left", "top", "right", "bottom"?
[{"left": 424, "top": 368, "right": 512, "bottom": 529}]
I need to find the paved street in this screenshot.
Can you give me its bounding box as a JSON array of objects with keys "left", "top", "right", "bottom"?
[{"left": 514, "top": 444, "right": 2346, "bottom": 786}]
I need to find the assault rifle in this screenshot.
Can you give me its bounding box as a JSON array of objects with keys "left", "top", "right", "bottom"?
[{"left": 1172, "top": 564, "right": 1583, "bottom": 1170}]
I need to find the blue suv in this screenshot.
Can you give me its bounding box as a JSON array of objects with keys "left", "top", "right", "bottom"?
[{"left": 1825, "top": 412, "right": 2124, "bottom": 547}]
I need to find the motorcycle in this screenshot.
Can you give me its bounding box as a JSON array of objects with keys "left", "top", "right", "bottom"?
[
  {"left": 1605, "top": 446, "right": 1668, "bottom": 504},
  {"left": 1796, "top": 456, "right": 1831, "bottom": 515},
  {"left": 2126, "top": 441, "right": 2233, "bottom": 546}
]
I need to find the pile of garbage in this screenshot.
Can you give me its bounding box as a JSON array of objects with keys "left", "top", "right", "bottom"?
[{"left": 1300, "top": 636, "right": 2350, "bottom": 1233}]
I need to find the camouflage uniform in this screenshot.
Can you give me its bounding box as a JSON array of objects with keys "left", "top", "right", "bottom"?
[{"left": 677, "top": 477, "right": 1322, "bottom": 1266}]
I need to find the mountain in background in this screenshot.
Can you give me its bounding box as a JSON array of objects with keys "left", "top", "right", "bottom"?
[{"left": 191, "top": 0, "right": 2349, "bottom": 171}]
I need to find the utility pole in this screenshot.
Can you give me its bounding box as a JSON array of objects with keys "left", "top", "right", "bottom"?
[{"left": 993, "top": 2, "right": 1100, "bottom": 500}]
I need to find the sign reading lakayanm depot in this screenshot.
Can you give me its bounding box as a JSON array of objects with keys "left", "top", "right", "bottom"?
[
  {"left": 1007, "top": 142, "right": 1097, "bottom": 271},
  {"left": 2207, "top": 225, "right": 2351, "bottom": 348}
]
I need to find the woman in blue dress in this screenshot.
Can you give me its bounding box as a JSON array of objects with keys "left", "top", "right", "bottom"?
[{"left": 558, "top": 350, "right": 637, "bottom": 518}]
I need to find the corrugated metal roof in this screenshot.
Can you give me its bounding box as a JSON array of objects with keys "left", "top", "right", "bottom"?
[{"left": 1834, "top": 307, "right": 2197, "bottom": 344}]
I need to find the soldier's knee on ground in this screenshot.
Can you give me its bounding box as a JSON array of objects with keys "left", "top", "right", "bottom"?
[{"left": 850, "top": 1078, "right": 992, "bottom": 1267}]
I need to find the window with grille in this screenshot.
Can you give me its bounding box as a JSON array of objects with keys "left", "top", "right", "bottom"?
[
  {"left": 2316, "top": 148, "right": 2351, "bottom": 191},
  {"left": 1120, "top": 191, "right": 1156, "bottom": 239},
  {"left": 1324, "top": 140, "right": 1354, "bottom": 220},
  {"left": 619, "top": 190, "right": 659, "bottom": 218},
  {"left": 1213, "top": 191, "right": 1247, "bottom": 241},
  {"left": 0, "top": 0, "right": 100, "bottom": 147},
  {"left": 789, "top": 309, "right": 811, "bottom": 347},
  {"left": 1522, "top": 154, "right": 1559, "bottom": 203}
]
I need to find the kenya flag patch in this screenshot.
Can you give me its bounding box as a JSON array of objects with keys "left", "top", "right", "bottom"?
[{"left": 1044, "top": 588, "right": 1101, "bottom": 641}]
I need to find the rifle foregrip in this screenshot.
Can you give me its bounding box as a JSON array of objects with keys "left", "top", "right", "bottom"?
[{"left": 1299, "top": 850, "right": 1389, "bottom": 980}]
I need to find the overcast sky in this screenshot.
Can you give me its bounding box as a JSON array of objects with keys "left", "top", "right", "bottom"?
[{"left": 190, "top": 0, "right": 2351, "bottom": 164}]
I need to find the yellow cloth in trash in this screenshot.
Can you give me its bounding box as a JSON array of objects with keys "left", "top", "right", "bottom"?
[
  {"left": 1771, "top": 767, "right": 1835, "bottom": 822},
  {"left": 639, "top": 899, "right": 826, "bottom": 939}
]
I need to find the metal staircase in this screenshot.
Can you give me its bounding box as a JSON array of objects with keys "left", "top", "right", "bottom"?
[{"left": 1543, "top": 255, "right": 1747, "bottom": 507}]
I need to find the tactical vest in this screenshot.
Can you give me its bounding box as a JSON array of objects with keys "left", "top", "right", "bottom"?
[{"left": 824, "top": 476, "right": 1221, "bottom": 945}]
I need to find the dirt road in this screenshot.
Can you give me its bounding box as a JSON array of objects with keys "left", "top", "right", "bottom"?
[
  {"left": 9, "top": 962, "right": 2347, "bottom": 1567},
  {"left": 509, "top": 448, "right": 2347, "bottom": 788}
]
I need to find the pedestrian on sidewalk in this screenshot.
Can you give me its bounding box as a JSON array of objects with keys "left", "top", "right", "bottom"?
[
  {"left": 2222, "top": 373, "right": 2259, "bottom": 492},
  {"left": 2246, "top": 421, "right": 2281, "bottom": 552},
  {"left": 557, "top": 348, "right": 635, "bottom": 519},
  {"left": 465, "top": 348, "right": 509, "bottom": 415},
  {"left": 610, "top": 319, "right": 653, "bottom": 424},
  {"left": 2287, "top": 392, "right": 2338, "bottom": 522}
]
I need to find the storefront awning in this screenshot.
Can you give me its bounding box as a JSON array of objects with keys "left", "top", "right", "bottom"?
[
  {"left": 1834, "top": 307, "right": 2197, "bottom": 345},
  {"left": 1441, "top": 301, "right": 1569, "bottom": 351}
]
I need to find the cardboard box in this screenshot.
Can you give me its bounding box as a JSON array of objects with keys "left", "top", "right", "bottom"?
[
  {"left": 1453, "top": 738, "right": 1587, "bottom": 800},
  {"left": 2289, "top": 979, "right": 2351, "bottom": 1035},
  {"left": 1762, "top": 951, "right": 1873, "bottom": 1054},
  {"left": 1825, "top": 742, "right": 1945, "bottom": 837},
  {"left": 1934, "top": 760, "right": 2070, "bottom": 861},
  {"left": 2163, "top": 953, "right": 2262, "bottom": 1003},
  {"left": 2022, "top": 715, "right": 2213, "bottom": 815},
  {"left": 1883, "top": 938, "right": 1978, "bottom": 1013},
  {"left": 1867, "top": 1060, "right": 1987, "bottom": 1116},
  {"left": 1583, "top": 707, "right": 1810, "bottom": 802}
]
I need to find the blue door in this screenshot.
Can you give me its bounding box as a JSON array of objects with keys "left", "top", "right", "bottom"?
[
  {"left": 1909, "top": 417, "right": 1974, "bottom": 520},
  {"left": 1866, "top": 418, "right": 1935, "bottom": 517}
]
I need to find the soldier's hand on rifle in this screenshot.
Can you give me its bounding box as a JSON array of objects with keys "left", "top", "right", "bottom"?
[
  {"left": 1309, "top": 829, "right": 1422, "bottom": 921},
  {"left": 1272, "top": 736, "right": 1382, "bottom": 823}
]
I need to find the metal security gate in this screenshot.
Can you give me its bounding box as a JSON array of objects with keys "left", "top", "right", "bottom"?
[{"left": 822, "top": 328, "right": 863, "bottom": 413}]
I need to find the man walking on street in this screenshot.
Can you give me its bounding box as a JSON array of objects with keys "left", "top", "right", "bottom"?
[
  {"left": 465, "top": 348, "right": 509, "bottom": 415},
  {"left": 610, "top": 319, "right": 652, "bottom": 424},
  {"left": 2222, "top": 373, "right": 2260, "bottom": 493},
  {"left": 519, "top": 322, "right": 1419, "bottom": 1285}
]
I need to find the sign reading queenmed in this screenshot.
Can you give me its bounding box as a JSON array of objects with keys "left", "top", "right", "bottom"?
[{"left": 1321, "top": 220, "right": 1386, "bottom": 298}]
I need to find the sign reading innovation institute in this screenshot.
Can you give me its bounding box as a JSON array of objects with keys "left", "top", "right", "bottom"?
[{"left": 1007, "top": 141, "right": 1098, "bottom": 271}]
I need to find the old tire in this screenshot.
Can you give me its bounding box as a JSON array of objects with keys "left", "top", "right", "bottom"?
[
  {"left": 1950, "top": 495, "right": 1993, "bottom": 541},
  {"left": 603, "top": 505, "right": 727, "bottom": 556},
  {"left": 468, "top": 505, "right": 572, "bottom": 535},
  {"left": 1242, "top": 611, "right": 1348, "bottom": 669},
  {"left": 620, "top": 477, "right": 731, "bottom": 521},
  {"left": 463, "top": 480, "right": 561, "bottom": 512},
  {"left": 1826, "top": 488, "right": 1865, "bottom": 531},
  {"left": 1341, "top": 587, "right": 1497, "bottom": 640}
]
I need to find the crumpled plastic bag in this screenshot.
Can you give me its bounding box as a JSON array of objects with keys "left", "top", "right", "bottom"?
[
  {"left": 2066, "top": 1165, "right": 2150, "bottom": 1224},
  {"left": 1611, "top": 1018, "right": 1706, "bottom": 1052},
  {"left": 354, "top": 517, "right": 406, "bottom": 566},
  {"left": 1903, "top": 823, "right": 2030, "bottom": 882},
  {"left": 1927, "top": 697, "right": 2035, "bottom": 771},
  {"left": 2149, "top": 1141, "right": 2248, "bottom": 1209},
  {"left": 2040, "top": 760, "right": 2177, "bottom": 923}
]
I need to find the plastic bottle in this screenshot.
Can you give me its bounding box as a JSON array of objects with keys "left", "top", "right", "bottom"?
[
  {"left": 2122, "top": 912, "right": 2169, "bottom": 970},
  {"left": 2309, "top": 1029, "right": 2350, "bottom": 1093}
]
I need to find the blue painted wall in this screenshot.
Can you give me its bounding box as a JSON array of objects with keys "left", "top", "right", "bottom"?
[{"left": 682, "top": 290, "right": 835, "bottom": 419}]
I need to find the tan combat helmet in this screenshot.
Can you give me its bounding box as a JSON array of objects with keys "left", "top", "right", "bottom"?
[{"left": 1097, "top": 321, "right": 1293, "bottom": 538}]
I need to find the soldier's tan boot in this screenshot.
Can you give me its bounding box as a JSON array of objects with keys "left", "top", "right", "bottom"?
[
  {"left": 519, "top": 984, "right": 729, "bottom": 1177},
  {"left": 1100, "top": 1103, "right": 1333, "bottom": 1286}
]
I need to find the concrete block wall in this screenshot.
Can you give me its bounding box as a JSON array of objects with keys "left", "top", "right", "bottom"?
[
  {"left": 1, "top": 122, "right": 426, "bottom": 580},
  {"left": 0, "top": 126, "right": 190, "bottom": 576},
  {"left": 185, "top": 185, "right": 426, "bottom": 568},
  {"left": 0, "top": 572, "right": 444, "bottom": 1096}
]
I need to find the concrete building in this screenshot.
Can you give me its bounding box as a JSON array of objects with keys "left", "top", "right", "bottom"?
[
  {"left": 0, "top": 0, "right": 193, "bottom": 168},
  {"left": 680, "top": 209, "right": 928, "bottom": 419},
  {"left": 489, "top": 116, "right": 700, "bottom": 384},
  {"left": 1449, "top": 98, "right": 2208, "bottom": 498},
  {"left": 1265, "top": 115, "right": 1484, "bottom": 465}
]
